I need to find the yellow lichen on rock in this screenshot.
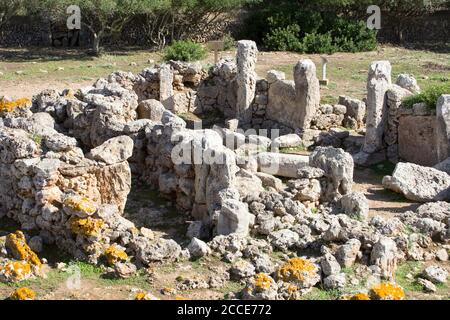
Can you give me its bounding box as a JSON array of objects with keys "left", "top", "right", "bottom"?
[
  {"left": 70, "top": 216, "right": 104, "bottom": 237},
  {"left": 64, "top": 195, "right": 97, "bottom": 216},
  {"left": 341, "top": 293, "right": 371, "bottom": 300},
  {"left": 104, "top": 244, "right": 128, "bottom": 266},
  {"left": 254, "top": 273, "right": 272, "bottom": 292},
  {"left": 277, "top": 257, "right": 318, "bottom": 285},
  {"left": 134, "top": 292, "right": 159, "bottom": 300},
  {"left": 369, "top": 282, "right": 405, "bottom": 300},
  {"left": 5, "top": 231, "right": 42, "bottom": 268},
  {"left": 0, "top": 261, "right": 33, "bottom": 282},
  {"left": 0, "top": 98, "right": 31, "bottom": 113},
  {"left": 10, "top": 287, "right": 36, "bottom": 300},
  {"left": 175, "top": 295, "right": 190, "bottom": 300}
]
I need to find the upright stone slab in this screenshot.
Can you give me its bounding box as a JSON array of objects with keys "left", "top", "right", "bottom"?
[
  {"left": 160, "top": 64, "right": 174, "bottom": 112},
  {"left": 294, "top": 59, "right": 320, "bottom": 130},
  {"left": 363, "top": 61, "right": 391, "bottom": 153},
  {"left": 236, "top": 40, "right": 258, "bottom": 125},
  {"left": 436, "top": 95, "right": 450, "bottom": 163}
]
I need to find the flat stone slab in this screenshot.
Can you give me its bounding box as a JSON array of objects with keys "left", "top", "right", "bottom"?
[{"left": 257, "top": 152, "right": 309, "bottom": 178}]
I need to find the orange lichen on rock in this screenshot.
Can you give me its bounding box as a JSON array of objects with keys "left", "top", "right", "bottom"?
[
  {"left": 10, "top": 287, "right": 36, "bottom": 300},
  {"left": 277, "top": 257, "right": 317, "bottom": 283},
  {"left": 104, "top": 244, "right": 128, "bottom": 266},
  {"left": 341, "top": 293, "right": 371, "bottom": 300},
  {"left": 0, "top": 98, "right": 31, "bottom": 113},
  {"left": 70, "top": 216, "right": 104, "bottom": 237},
  {"left": 370, "top": 282, "right": 405, "bottom": 300},
  {"left": 5, "top": 231, "right": 42, "bottom": 268},
  {"left": 254, "top": 273, "right": 272, "bottom": 291},
  {"left": 64, "top": 195, "right": 97, "bottom": 216},
  {"left": 0, "top": 261, "right": 33, "bottom": 282},
  {"left": 135, "top": 292, "right": 159, "bottom": 300},
  {"left": 175, "top": 295, "right": 190, "bottom": 300}
]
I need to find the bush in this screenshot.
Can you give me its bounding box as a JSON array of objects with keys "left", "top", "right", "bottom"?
[
  {"left": 301, "top": 32, "right": 337, "bottom": 54},
  {"left": 403, "top": 82, "right": 450, "bottom": 109},
  {"left": 164, "top": 40, "right": 207, "bottom": 62},
  {"left": 263, "top": 24, "right": 303, "bottom": 51},
  {"left": 222, "top": 33, "right": 237, "bottom": 51},
  {"left": 241, "top": 1, "right": 378, "bottom": 54}
]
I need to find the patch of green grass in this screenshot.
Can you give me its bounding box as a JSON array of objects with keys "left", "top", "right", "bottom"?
[
  {"left": 403, "top": 82, "right": 450, "bottom": 109},
  {"left": 300, "top": 287, "right": 341, "bottom": 300},
  {"left": 395, "top": 261, "right": 424, "bottom": 292},
  {"left": 218, "top": 280, "right": 245, "bottom": 298}
]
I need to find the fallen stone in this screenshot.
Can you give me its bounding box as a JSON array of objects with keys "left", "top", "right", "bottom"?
[
  {"left": 88, "top": 136, "right": 134, "bottom": 165},
  {"left": 257, "top": 152, "right": 309, "bottom": 178}
]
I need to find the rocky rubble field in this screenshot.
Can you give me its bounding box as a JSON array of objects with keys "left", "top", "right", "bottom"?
[{"left": 0, "top": 56, "right": 449, "bottom": 300}]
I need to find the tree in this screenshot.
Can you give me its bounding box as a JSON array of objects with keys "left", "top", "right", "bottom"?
[
  {"left": 30, "top": 0, "right": 164, "bottom": 55},
  {"left": 0, "top": 0, "right": 25, "bottom": 31},
  {"left": 143, "top": 0, "right": 260, "bottom": 49}
]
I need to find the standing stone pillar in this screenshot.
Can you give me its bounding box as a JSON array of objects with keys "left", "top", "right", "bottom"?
[
  {"left": 160, "top": 64, "right": 174, "bottom": 112},
  {"left": 363, "top": 61, "right": 392, "bottom": 153},
  {"left": 236, "top": 40, "right": 258, "bottom": 125},
  {"left": 436, "top": 95, "right": 450, "bottom": 162},
  {"left": 294, "top": 59, "right": 320, "bottom": 130}
]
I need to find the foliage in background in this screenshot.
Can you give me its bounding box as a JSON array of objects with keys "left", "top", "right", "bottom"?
[
  {"left": 164, "top": 40, "right": 207, "bottom": 62},
  {"left": 403, "top": 82, "right": 450, "bottom": 109},
  {"left": 240, "top": 0, "right": 449, "bottom": 53},
  {"left": 0, "top": 0, "right": 26, "bottom": 30}
]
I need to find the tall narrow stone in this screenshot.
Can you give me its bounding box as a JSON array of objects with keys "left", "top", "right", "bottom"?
[
  {"left": 236, "top": 40, "right": 258, "bottom": 125},
  {"left": 160, "top": 64, "right": 174, "bottom": 112},
  {"left": 294, "top": 59, "right": 320, "bottom": 130},
  {"left": 436, "top": 95, "right": 450, "bottom": 162},
  {"left": 363, "top": 61, "right": 392, "bottom": 153}
]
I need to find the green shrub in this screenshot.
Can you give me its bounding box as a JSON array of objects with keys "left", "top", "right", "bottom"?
[
  {"left": 164, "top": 40, "right": 207, "bottom": 62},
  {"left": 222, "top": 33, "right": 236, "bottom": 51},
  {"left": 301, "top": 32, "right": 337, "bottom": 54},
  {"left": 403, "top": 82, "right": 450, "bottom": 109},
  {"left": 263, "top": 24, "right": 303, "bottom": 51}
]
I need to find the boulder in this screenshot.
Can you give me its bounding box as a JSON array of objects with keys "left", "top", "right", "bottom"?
[
  {"left": 396, "top": 74, "right": 420, "bottom": 94},
  {"left": 137, "top": 99, "right": 166, "bottom": 121},
  {"left": 88, "top": 136, "right": 134, "bottom": 165},
  {"left": 340, "top": 192, "right": 369, "bottom": 221},
  {"left": 370, "top": 237, "right": 398, "bottom": 280},
  {"left": 309, "top": 146, "right": 354, "bottom": 201},
  {"left": 217, "top": 199, "right": 251, "bottom": 236},
  {"left": 271, "top": 134, "right": 302, "bottom": 151},
  {"left": 382, "top": 162, "right": 450, "bottom": 202}
]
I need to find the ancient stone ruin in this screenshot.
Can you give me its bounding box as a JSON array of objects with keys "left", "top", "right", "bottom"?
[{"left": 0, "top": 40, "right": 448, "bottom": 300}]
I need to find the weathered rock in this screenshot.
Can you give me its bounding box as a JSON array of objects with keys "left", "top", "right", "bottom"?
[
  {"left": 88, "top": 136, "right": 134, "bottom": 165},
  {"left": 271, "top": 134, "right": 302, "bottom": 151},
  {"left": 336, "top": 239, "right": 361, "bottom": 268},
  {"left": 321, "top": 253, "right": 341, "bottom": 276},
  {"left": 254, "top": 172, "right": 283, "bottom": 191},
  {"left": 396, "top": 74, "right": 420, "bottom": 94},
  {"left": 257, "top": 152, "right": 309, "bottom": 178},
  {"left": 159, "top": 64, "right": 174, "bottom": 111},
  {"left": 268, "top": 229, "right": 299, "bottom": 251},
  {"left": 137, "top": 99, "right": 166, "bottom": 121},
  {"left": 422, "top": 266, "right": 448, "bottom": 284},
  {"left": 236, "top": 40, "right": 258, "bottom": 124},
  {"left": 187, "top": 238, "right": 211, "bottom": 258},
  {"left": 370, "top": 237, "right": 398, "bottom": 280},
  {"left": 417, "top": 278, "right": 437, "bottom": 293},
  {"left": 309, "top": 147, "right": 354, "bottom": 201},
  {"left": 294, "top": 59, "right": 320, "bottom": 130},
  {"left": 436, "top": 95, "right": 450, "bottom": 162},
  {"left": 217, "top": 199, "right": 251, "bottom": 236},
  {"left": 266, "top": 70, "right": 286, "bottom": 84},
  {"left": 363, "top": 61, "right": 391, "bottom": 153},
  {"left": 323, "top": 273, "right": 346, "bottom": 290},
  {"left": 229, "top": 259, "right": 256, "bottom": 280},
  {"left": 340, "top": 192, "right": 369, "bottom": 221},
  {"left": 382, "top": 162, "right": 450, "bottom": 202}
]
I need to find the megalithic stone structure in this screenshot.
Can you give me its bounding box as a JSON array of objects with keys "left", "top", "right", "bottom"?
[
  {"left": 363, "top": 60, "right": 392, "bottom": 153},
  {"left": 160, "top": 64, "right": 174, "bottom": 112},
  {"left": 236, "top": 40, "right": 258, "bottom": 125},
  {"left": 294, "top": 59, "right": 320, "bottom": 130},
  {"left": 436, "top": 95, "right": 450, "bottom": 162}
]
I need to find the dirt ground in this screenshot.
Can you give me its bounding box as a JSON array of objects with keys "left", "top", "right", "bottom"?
[{"left": 1, "top": 45, "right": 449, "bottom": 101}]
